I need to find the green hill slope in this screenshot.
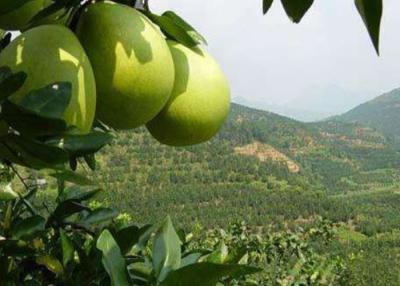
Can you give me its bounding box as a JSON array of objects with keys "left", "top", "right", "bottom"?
[
  {"left": 337, "top": 88, "right": 400, "bottom": 137},
  {"left": 92, "top": 104, "right": 400, "bottom": 227}
]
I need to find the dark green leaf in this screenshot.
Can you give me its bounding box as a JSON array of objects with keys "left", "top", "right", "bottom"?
[
  {"left": 0, "top": 72, "right": 27, "bottom": 101},
  {"left": 129, "top": 262, "right": 152, "bottom": 282},
  {"left": 2, "top": 100, "right": 67, "bottom": 137},
  {"left": 0, "top": 183, "right": 18, "bottom": 201},
  {"left": 263, "top": 0, "right": 274, "bottom": 14},
  {"left": 46, "top": 132, "right": 113, "bottom": 157},
  {"left": 281, "top": 0, "right": 314, "bottom": 23},
  {"left": 60, "top": 229, "right": 74, "bottom": 267},
  {"left": 2, "top": 134, "right": 69, "bottom": 168},
  {"left": 153, "top": 216, "right": 181, "bottom": 282},
  {"left": 162, "top": 11, "right": 207, "bottom": 45},
  {"left": 28, "top": 1, "right": 70, "bottom": 26},
  {"left": 84, "top": 154, "right": 96, "bottom": 170},
  {"left": 69, "top": 157, "right": 78, "bottom": 171},
  {"left": 146, "top": 13, "right": 198, "bottom": 48},
  {"left": 51, "top": 201, "right": 89, "bottom": 222},
  {"left": 115, "top": 224, "right": 153, "bottom": 254},
  {"left": 18, "top": 82, "right": 72, "bottom": 120},
  {"left": 81, "top": 208, "right": 118, "bottom": 226},
  {"left": 0, "top": 66, "right": 12, "bottom": 82},
  {"left": 58, "top": 185, "right": 101, "bottom": 203},
  {"left": 97, "top": 229, "right": 130, "bottom": 286},
  {"left": 224, "top": 246, "right": 248, "bottom": 264},
  {"left": 0, "top": 33, "right": 11, "bottom": 52},
  {"left": 355, "top": 0, "right": 382, "bottom": 55},
  {"left": 161, "top": 263, "right": 261, "bottom": 286},
  {"left": 0, "top": 0, "right": 36, "bottom": 14},
  {"left": 11, "top": 215, "right": 45, "bottom": 240},
  {"left": 180, "top": 253, "right": 202, "bottom": 268},
  {"left": 45, "top": 169, "right": 94, "bottom": 186}
]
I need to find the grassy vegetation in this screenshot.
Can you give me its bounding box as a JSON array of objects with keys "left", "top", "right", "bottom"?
[{"left": 89, "top": 103, "right": 400, "bottom": 285}]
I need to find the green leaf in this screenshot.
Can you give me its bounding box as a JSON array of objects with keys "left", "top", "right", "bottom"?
[
  {"left": 0, "top": 183, "right": 18, "bottom": 201},
  {"left": 46, "top": 132, "right": 113, "bottom": 157},
  {"left": 2, "top": 135, "right": 69, "bottom": 168},
  {"left": 115, "top": 224, "right": 153, "bottom": 254},
  {"left": 206, "top": 242, "right": 228, "bottom": 264},
  {"left": 81, "top": 208, "right": 118, "bottom": 226},
  {"left": 0, "top": 0, "right": 36, "bottom": 14},
  {"left": 281, "top": 0, "right": 314, "bottom": 23},
  {"left": 0, "top": 33, "right": 11, "bottom": 52},
  {"left": 180, "top": 253, "right": 202, "bottom": 268},
  {"left": 0, "top": 66, "right": 12, "bottom": 82},
  {"left": 1, "top": 100, "right": 67, "bottom": 137},
  {"left": 58, "top": 185, "right": 101, "bottom": 203},
  {"left": 153, "top": 216, "right": 182, "bottom": 282},
  {"left": 45, "top": 169, "right": 94, "bottom": 186},
  {"left": 18, "top": 82, "right": 72, "bottom": 119},
  {"left": 224, "top": 246, "right": 248, "bottom": 264},
  {"left": 84, "top": 154, "right": 96, "bottom": 171},
  {"left": 161, "top": 263, "right": 261, "bottom": 286},
  {"left": 36, "top": 255, "right": 64, "bottom": 276},
  {"left": 50, "top": 201, "right": 90, "bottom": 222},
  {"left": 263, "top": 0, "right": 274, "bottom": 14},
  {"left": 0, "top": 71, "right": 27, "bottom": 101},
  {"left": 129, "top": 262, "right": 152, "bottom": 282},
  {"left": 1, "top": 82, "right": 71, "bottom": 136},
  {"left": 11, "top": 215, "right": 45, "bottom": 240},
  {"left": 355, "top": 0, "right": 382, "bottom": 55},
  {"left": 146, "top": 13, "right": 198, "bottom": 48},
  {"left": 162, "top": 11, "right": 207, "bottom": 45},
  {"left": 60, "top": 229, "right": 75, "bottom": 267},
  {"left": 96, "top": 229, "right": 130, "bottom": 286}
]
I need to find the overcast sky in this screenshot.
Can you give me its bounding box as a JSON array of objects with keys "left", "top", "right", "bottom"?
[{"left": 153, "top": 0, "right": 400, "bottom": 117}]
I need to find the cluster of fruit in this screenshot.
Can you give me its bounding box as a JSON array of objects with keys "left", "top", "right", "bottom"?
[{"left": 0, "top": 0, "right": 231, "bottom": 146}]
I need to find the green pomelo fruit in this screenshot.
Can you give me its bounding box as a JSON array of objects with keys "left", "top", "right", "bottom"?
[
  {"left": 0, "top": 25, "right": 96, "bottom": 133},
  {"left": 75, "top": 1, "right": 175, "bottom": 130},
  {"left": 146, "top": 41, "right": 231, "bottom": 146},
  {"left": 0, "top": 0, "right": 47, "bottom": 31}
]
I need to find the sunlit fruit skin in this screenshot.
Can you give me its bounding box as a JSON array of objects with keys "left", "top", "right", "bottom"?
[
  {"left": 0, "top": 25, "right": 96, "bottom": 133},
  {"left": 0, "top": 0, "right": 47, "bottom": 31},
  {"left": 147, "top": 41, "right": 231, "bottom": 146},
  {"left": 75, "top": 1, "right": 175, "bottom": 130}
]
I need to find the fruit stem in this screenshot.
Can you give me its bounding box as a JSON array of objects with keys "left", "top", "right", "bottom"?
[{"left": 143, "top": 0, "right": 149, "bottom": 11}]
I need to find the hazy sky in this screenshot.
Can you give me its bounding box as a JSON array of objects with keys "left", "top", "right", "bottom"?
[{"left": 153, "top": 0, "right": 400, "bottom": 116}]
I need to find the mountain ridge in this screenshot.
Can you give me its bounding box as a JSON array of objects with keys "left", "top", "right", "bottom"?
[
  {"left": 331, "top": 88, "right": 400, "bottom": 137},
  {"left": 93, "top": 103, "right": 400, "bottom": 226}
]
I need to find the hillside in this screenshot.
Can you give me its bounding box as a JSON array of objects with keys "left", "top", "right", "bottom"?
[
  {"left": 92, "top": 103, "right": 400, "bottom": 228},
  {"left": 337, "top": 88, "right": 400, "bottom": 137}
]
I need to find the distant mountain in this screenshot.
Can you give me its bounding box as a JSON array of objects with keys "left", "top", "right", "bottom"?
[
  {"left": 233, "top": 85, "right": 375, "bottom": 122},
  {"left": 287, "top": 85, "right": 375, "bottom": 121},
  {"left": 94, "top": 103, "right": 400, "bottom": 226},
  {"left": 337, "top": 88, "right": 400, "bottom": 137},
  {"left": 232, "top": 96, "right": 330, "bottom": 122}
]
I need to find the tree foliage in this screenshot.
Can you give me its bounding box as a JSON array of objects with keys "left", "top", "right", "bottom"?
[{"left": 263, "top": 0, "right": 383, "bottom": 54}]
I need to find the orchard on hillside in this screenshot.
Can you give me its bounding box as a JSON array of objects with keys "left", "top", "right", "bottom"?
[
  {"left": 0, "top": 0, "right": 240, "bottom": 285},
  {"left": 0, "top": 0, "right": 387, "bottom": 285}
]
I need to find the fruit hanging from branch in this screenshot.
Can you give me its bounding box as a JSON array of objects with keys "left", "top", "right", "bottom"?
[
  {"left": 147, "top": 41, "right": 230, "bottom": 146},
  {"left": 0, "top": 24, "right": 96, "bottom": 134},
  {"left": 75, "top": 1, "right": 175, "bottom": 130}
]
